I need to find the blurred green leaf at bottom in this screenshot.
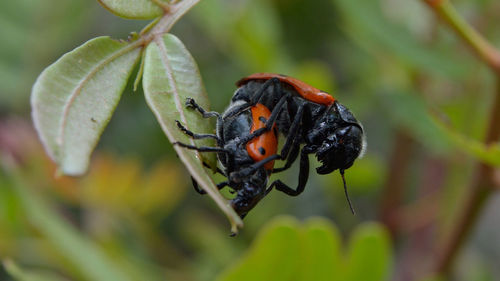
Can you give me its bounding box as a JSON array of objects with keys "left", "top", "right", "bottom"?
[
  {"left": 217, "top": 217, "right": 392, "bottom": 281},
  {"left": 3, "top": 259, "right": 67, "bottom": 281},
  {"left": 9, "top": 173, "right": 138, "bottom": 281}
]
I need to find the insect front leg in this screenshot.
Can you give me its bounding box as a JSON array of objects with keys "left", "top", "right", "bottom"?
[{"left": 269, "top": 149, "right": 312, "bottom": 196}]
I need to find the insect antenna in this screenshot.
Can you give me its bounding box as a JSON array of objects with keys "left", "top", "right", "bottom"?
[{"left": 340, "top": 169, "right": 356, "bottom": 215}]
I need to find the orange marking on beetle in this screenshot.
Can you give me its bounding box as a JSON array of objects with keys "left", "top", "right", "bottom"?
[
  {"left": 246, "top": 103, "right": 278, "bottom": 170},
  {"left": 237, "top": 73, "right": 335, "bottom": 106}
]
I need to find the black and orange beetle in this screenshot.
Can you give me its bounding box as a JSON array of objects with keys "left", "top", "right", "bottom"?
[
  {"left": 175, "top": 73, "right": 365, "bottom": 219},
  {"left": 175, "top": 97, "right": 281, "bottom": 219}
]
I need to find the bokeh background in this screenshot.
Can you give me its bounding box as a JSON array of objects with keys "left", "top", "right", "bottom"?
[{"left": 1, "top": 0, "right": 500, "bottom": 280}]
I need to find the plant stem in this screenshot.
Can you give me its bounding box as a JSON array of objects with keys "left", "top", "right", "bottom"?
[
  {"left": 379, "top": 131, "right": 414, "bottom": 238},
  {"left": 146, "top": 0, "right": 201, "bottom": 41},
  {"left": 151, "top": 0, "right": 171, "bottom": 12},
  {"left": 421, "top": 0, "right": 500, "bottom": 274},
  {"left": 435, "top": 81, "right": 500, "bottom": 273},
  {"left": 128, "top": 0, "right": 201, "bottom": 47},
  {"left": 423, "top": 0, "right": 500, "bottom": 73}
]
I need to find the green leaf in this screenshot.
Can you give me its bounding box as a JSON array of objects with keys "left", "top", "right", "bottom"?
[
  {"left": 333, "top": 0, "right": 467, "bottom": 77},
  {"left": 430, "top": 113, "right": 500, "bottom": 166},
  {"left": 299, "top": 218, "right": 343, "bottom": 281},
  {"left": 0, "top": 0, "right": 91, "bottom": 108},
  {"left": 142, "top": 33, "right": 242, "bottom": 233},
  {"left": 217, "top": 217, "right": 393, "bottom": 281},
  {"left": 3, "top": 259, "right": 67, "bottom": 281},
  {"left": 10, "top": 174, "right": 134, "bottom": 281},
  {"left": 97, "top": 0, "right": 164, "bottom": 19},
  {"left": 345, "top": 223, "right": 392, "bottom": 281},
  {"left": 217, "top": 217, "right": 302, "bottom": 281},
  {"left": 381, "top": 91, "right": 500, "bottom": 166},
  {"left": 31, "top": 37, "right": 141, "bottom": 175},
  {"left": 193, "top": 0, "right": 291, "bottom": 72}
]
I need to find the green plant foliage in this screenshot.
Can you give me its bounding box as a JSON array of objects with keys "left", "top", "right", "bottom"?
[
  {"left": 217, "top": 217, "right": 303, "bottom": 281},
  {"left": 193, "top": 0, "right": 290, "bottom": 72},
  {"left": 8, "top": 0, "right": 499, "bottom": 279},
  {"left": 332, "top": 0, "right": 467, "bottom": 77},
  {"left": 345, "top": 223, "right": 392, "bottom": 281},
  {"left": 31, "top": 37, "right": 141, "bottom": 175},
  {"left": 298, "top": 220, "right": 343, "bottom": 281},
  {"left": 431, "top": 115, "right": 500, "bottom": 166},
  {"left": 379, "top": 91, "right": 451, "bottom": 153},
  {"left": 321, "top": 155, "right": 385, "bottom": 194},
  {"left": 10, "top": 174, "right": 135, "bottom": 281},
  {"left": 142, "top": 33, "right": 242, "bottom": 232},
  {"left": 97, "top": 0, "right": 164, "bottom": 19},
  {"left": 217, "top": 217, "right": 392, "bottom": 281},
  {"left": 0, "top": 0, "right": 90, "bottom": 108},
  {"left": 381, "top": 91, "right": 500, "bottom": 166},
  {"left": 3, "top": 259, "right": 67, "bottom": 281}
]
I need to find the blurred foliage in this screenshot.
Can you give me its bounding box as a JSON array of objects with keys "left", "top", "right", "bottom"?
[
  {"left": 0, "top": 0, "right": 90, "bottom": 111},
  {"left": 217, "top": 217, "right": 392, "bottom": 281},
  {"left": 1, "top": 0, "right": 500, "bottom": 280},
  {"left": 3, "top": 259, "right": 68, "bottom": 281}
]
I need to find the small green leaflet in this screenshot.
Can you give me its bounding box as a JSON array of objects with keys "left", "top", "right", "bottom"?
[
  {"left": 143, "top": 33, "right": 243, "bottom": 233},
  {"left": 97, "top": 0, "right": 164, "bottom": 19},
  {"left": 217, "top": 217, "right": 392, "bottom": 281},
  {"left": 31, "top": 37, "right": 141, "bottom": 175}
]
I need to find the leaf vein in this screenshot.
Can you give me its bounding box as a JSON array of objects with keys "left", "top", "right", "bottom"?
[
  {"left": 154, "top": 36, "right": 198, "bottom": 148},
  {"left": 57, "top": 43, "right": 141, "bottom": 148}
]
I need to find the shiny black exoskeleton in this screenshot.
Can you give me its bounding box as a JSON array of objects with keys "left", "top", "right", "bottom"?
[
  {"left": 175, "top": 74, "right": 365, "bottom": 221},
  {"left": 232, "top": 78, "right": 365, "bottom": 213},
  {"left": 174, "top": 96, "right": 281, "bottom": 219}
]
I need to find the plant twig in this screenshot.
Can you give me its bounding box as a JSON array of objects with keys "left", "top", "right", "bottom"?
[
  {"left": 379, "top": 131, "right": 414, "bottom": 238},
  {"left": 423, "top": 0, "right": 500, "bottom": 73},
  {"left": 422, "top": 0, "right": 500, "bottom": 273},
  {"left": 148, "top": 0, "right": 200, "bottom": 39},
  {"left": 151, "top": 0, "right": 171, "bottom": 13},
  {"left": 423, "top": 0, "right": 500, "bottom": 273}
]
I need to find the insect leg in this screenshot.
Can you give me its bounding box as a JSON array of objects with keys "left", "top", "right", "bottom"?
[
  {"left": 238, "top": 93, "right": 291, "bottom": 145},
  {"left": 271, "top": 102, "right": 305, "bottom": 172},
  {"left": 176, "top": 120, "right": 221, "bottom": 142},
  {"left": 201, "top": 161, "right": 226, "bottom": 176},
  {"left": 229, "top": 154, "right": 281, "bottom": 182},
  {"left": 278, "top": 102, "right": 305, "bottom": 158},
  {"left": 191, "top": 177, "right": 205, "bottom": 194},
  {"left": 185, "top": 98, "right": 220, "bottom": 119},
  {"left": 173, "top": 142, "right": 229, "bottom": 153},
  {"left": 251, "top": 77, "right": 282, "bottom": 105},
  {"left": 272, "top": 138, "right": 300, "bottom": 173},
  {"left": 191, "top": 177, "right": 229, "bottom": 195},
  {"left": 269, "top": 149, "right": 310, "bottom": 196}
]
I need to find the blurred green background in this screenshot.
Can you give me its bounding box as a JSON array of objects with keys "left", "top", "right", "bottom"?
[{"left": 1, "top": 0, "right": 500, "bottom": 280}]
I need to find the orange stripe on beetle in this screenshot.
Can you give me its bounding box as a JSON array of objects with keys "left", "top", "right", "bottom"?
[
  {"left": 237, "top": 73, "right": 335, "bottom": 106},
  {"left": 246, "top": 103, "right": 278, "bottom": 170}
]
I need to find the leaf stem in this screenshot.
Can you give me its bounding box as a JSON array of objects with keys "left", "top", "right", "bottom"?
[
  {"left": 150, "top": 0, "right": 171, "bottom": 13},
  {"left": 422, "top": 0, "right": 500, "bottom": 273},
  {"left": 139, "top": 17, "right": 161, "bottom": 36},
  {"left": 133, "top": 49, "right": 147, "bottom": 91},
  {"left": 142, "top": 0, "right": 201, "bottom": 44}
]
